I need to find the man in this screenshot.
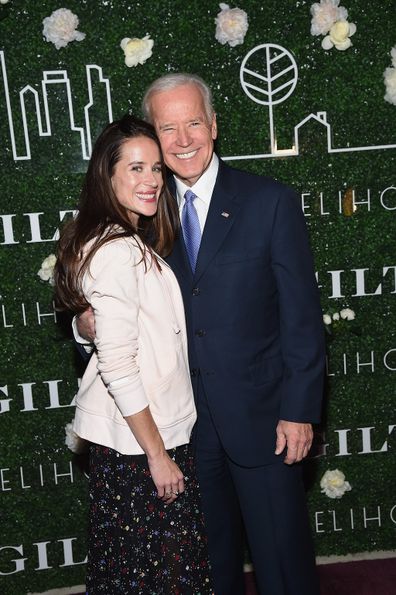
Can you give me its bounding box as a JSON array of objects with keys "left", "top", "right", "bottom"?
[{"left": 78, "top": 73, "right": 325, "bottom": 594}]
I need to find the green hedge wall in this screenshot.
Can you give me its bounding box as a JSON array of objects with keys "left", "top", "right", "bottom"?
[{"left": 0, "top": 1, "right": 395, "bottom": 592}]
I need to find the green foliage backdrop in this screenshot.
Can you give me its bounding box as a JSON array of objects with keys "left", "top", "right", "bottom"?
[{"left": 0, "top": 1, "right": 395, "bottom": 592}]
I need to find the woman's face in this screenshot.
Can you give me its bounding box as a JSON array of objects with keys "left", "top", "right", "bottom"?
[{"left": 111, "top": 136, "right": 163, "bottom": 225}]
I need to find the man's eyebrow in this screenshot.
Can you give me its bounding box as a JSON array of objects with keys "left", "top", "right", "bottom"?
[
  {"left": 159, "top": 116, "right": 205, "bottom": 129},
  {"left": 187, "top": 116, "right": 204, "bottom": 122},
  {"left": 159, "top": 122, "right": 175, "bottom": 129}
]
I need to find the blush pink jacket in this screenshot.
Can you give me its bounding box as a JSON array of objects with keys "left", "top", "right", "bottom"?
[{"left": 73, "top": 236, "right": 196, "bottom": 455}]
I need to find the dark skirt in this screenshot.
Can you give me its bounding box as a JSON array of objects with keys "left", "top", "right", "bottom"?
[{"left": 86, "top": 442, "right": 212, "bottom": 594}]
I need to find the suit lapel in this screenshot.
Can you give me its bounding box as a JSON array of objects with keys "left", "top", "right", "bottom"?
[
  {"left": 167, "top": 231, "right": 193, "bottom": 282},
  {"left": 166, "top": 161, "right": 241, "bottom": 283},
  {"left": 193, "top": 161, "right": 241, "bottom": 282},
  {"left": 165, "top": 174, "right": 193, "bottom": 281}
]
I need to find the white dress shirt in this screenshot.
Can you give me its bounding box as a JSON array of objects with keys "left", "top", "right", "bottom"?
[{"left": 174, "top": 153, "right": 219, "bottom": 234}]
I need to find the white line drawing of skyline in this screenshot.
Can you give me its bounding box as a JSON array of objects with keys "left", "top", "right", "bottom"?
[
  {"left": 225, "top": 43, "right": 396, "bottom": 161},
  {"left": 1, "top": 45, "right": 395, "bottom": 163},
  {"left": 0, "top": 50, "right": 113, "bottom": 161}
]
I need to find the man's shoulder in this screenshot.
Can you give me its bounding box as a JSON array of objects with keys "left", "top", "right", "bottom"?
[{"left": 218, "top": 160, "right": 295, "bottom": 197}]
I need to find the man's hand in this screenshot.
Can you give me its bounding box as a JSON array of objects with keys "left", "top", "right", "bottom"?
[
  {"left": 275, "top": 420, "right": 313, "bottom": 465},
  {"left": 76, "top": 306, "right": 96, "bottom": 342}
]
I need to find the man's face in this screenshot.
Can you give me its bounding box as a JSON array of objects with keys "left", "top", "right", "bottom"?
[{"left": 150, "top": 83, "right": 217, "bottom": 187}]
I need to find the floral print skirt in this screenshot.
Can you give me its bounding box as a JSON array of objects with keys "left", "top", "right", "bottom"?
[{"left": 86, "top": 442, "right": 212, "bottom": 594}]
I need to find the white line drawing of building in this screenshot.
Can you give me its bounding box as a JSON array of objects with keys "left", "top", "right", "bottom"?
[
  {"left": 223, "top": 43, "right": 396, "bottom": 161},
  {"left": 0, "top": 50, "right": 113, "bottom": 161}
]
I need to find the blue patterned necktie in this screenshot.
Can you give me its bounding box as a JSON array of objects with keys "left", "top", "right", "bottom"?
[{"left": 182, "top": 189, "right": 201, "bottom": 272}]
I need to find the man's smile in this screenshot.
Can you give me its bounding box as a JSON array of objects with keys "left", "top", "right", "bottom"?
[{"left": 175, "top": 149, "right": 199, "bottom": 159}]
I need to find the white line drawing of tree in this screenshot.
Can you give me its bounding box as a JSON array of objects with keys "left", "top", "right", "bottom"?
[{"left": 240, "top": 43, "right": 298, "bottom": 154}]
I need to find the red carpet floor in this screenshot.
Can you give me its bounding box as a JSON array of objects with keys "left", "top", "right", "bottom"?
[
  {"left": 75, "top": 557, "right": 396, "bottom": 594},
  {"left": 245, "top": 557, "right": 396, "bottom": 595}
]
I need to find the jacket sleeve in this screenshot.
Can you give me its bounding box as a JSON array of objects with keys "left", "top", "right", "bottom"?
[
  {"left": 82, "top": 238, "right": 149, "bottom": 417},
  {"left": 270, "top": 185, "right": 325, "bottom": 423}
]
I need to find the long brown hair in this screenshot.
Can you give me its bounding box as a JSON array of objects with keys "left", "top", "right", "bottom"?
[{"left": 55, "top": 114, "right": 179, "bottom": 313}]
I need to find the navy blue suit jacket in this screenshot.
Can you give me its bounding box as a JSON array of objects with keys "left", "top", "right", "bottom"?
[{"left": 166, "top": 159, "right": 325, "bottom": 468}]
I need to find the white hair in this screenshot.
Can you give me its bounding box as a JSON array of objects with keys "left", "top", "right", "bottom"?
[{"left": 142, "top": 73, "right": 214, "bottom": 123}]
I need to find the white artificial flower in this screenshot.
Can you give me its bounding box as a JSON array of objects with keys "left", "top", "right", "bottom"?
[
  {"left": 340, "top": 307, "right": 355, "bottom": 321},
  {"left": 322, "top": 20, "right": 356, "bottom": 51},
  {"left": 37, "top": 253, "right": 56, "bottom": 286},
  {"left": 120, "top": 35, "right": 154, "bottom": 67},
  {"left": 384, "top": 67, "right": 396, "bottom": 105},
  {"left": 65, "top": 421, "right": 88, "bottom": 454},
  {"left": 320, "top": 469, "right": 352, "bottom": 499},
  {"left": 384, "top": 47, "right": 396, "bottom": 106},
  {"left": 42, "top": 8, "right": 85, "bottom": 50},
  {"left": 215, "top": 2, "right": 248, "bottom": 47},
  {"left": 332, "top": 312, "right": 340, "bottom": 321},
  {"left": 323, "top": 313, "right": 332, "bottom": 325},
  {"left": 310, "top": 0, "right": 348, "bottom": 36},
  {"left": 0, "top": 0, "right": 10, "bottom": 5}
]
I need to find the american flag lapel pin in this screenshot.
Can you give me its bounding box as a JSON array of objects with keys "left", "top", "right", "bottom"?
[{"left": 221, "top": 211, "right": 230, "bottom": 218}]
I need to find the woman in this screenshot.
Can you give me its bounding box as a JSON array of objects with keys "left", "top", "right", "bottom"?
[{"left": 55, "top": 115, "right": 212, "bottom": 593}]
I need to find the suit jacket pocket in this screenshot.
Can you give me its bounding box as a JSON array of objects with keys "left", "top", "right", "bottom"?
[
  {"left": 145, "top": 349, "right": 195, "bottom": 429},
  {"left": 249, "top": 354, "right": 284, "bottom": 386},
  {"left": 216, "top": 248, "right": 262, "bottom": 265}
]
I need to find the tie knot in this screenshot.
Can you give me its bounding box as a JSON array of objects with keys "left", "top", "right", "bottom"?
[{"left": 184, "top": 189, "right": 197, "bottom": 204}]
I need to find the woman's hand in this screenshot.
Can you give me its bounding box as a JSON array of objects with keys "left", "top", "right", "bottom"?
[
  {"left": 147, "top": 450, "right": 185, "bottom": 504},
  {"left": 124, "top": 407, "right": 185, "bottom": 504}
]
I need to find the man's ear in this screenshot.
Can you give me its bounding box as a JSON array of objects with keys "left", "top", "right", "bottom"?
[{"left": 211, "top": 113, "right": 218, "bottom": 140}]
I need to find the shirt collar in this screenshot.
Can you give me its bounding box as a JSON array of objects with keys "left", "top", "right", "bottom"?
[{"left": 174, "top": 153, "right": 219, "bottom": 207}]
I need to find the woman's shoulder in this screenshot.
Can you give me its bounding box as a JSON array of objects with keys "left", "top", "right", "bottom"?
[
  {"left": 85, "top": 231, "right": 144, "bottom": 274},
  {"left": 87, "top": 227, "right": 142, "bottom": 253},
  {"left": 99, "top": 234, "right": 141, "bottom": 254}
]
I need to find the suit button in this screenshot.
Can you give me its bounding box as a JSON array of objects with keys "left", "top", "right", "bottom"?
[
  {"left": 195, "top": 329, "right": 206, "bottom": 337},
  {"left": 192, "top": 287, "right": 200, "bottom": 296}
]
